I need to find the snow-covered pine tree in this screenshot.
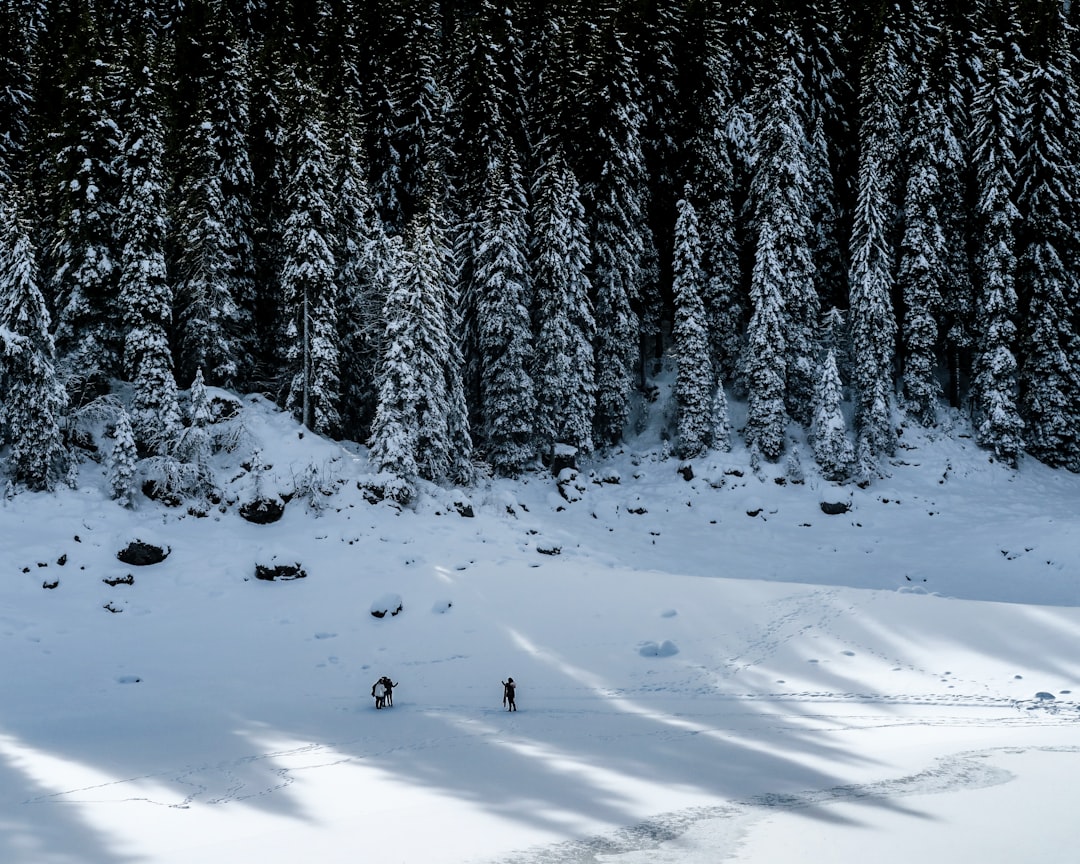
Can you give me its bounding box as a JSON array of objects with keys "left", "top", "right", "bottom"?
[
  {"left": 332, "top": 104, "right": 387, "bottom": 443},
  {"left": 173, "top": 107, "right": 242, "bottom": 388},
  {"left": 711, "top": 384, "right": 732, "bottom": 453},
  {"left": 582, "top": 5, "right": 648, "bottom": 447},
  {"left": 686, "top": 0, "right": 742, "bottom": 385},
  {"left": 367, "top": 233, "right": 420, "bottom": 488},
  {"left": 811, "top": 348, "right": 854, "bottom": 482},
  {"left": 170, "top": 367, "right": 214, "bottom": 498},
  {"left": 530, "top": 149, "right": 596, "bottom": 457},
  {"left": 281, "top": 80, "right": 341, "bottom": 438},
  {"left": 671, "top": 187, "right": 713, "bottom": 459},
  {"left": 369, "top": 199, "right": 473, "bottom": 487},
  {"left": 749, "top": 41, "right": 817, "bottom": 427},
  {"left": 47, "top": 11, "right": 122, "bottom": 385},
  {"left": 117, "top": 44, "right": 182, "bottom": 455},
  {"left": 248, "top": 21, "right": 289, "bottom": 375},
  {"left": 475, "top": 154, "right": 536, "bottom": 475},
  {"left": 1015, "top": 25, "right": 1080, "bottom": 471},
  {"left": 897, "top": 64, "right": 947, "bottom": 426},
  {"left": 0, "top": 195, "right": 69, "bottom": 490},
  {"left": 391, "top": 1, "right": 452, "bottom": 230},
  {"left": 848, "top": 25, "right": 902, "bottom": 461},
  {"left": 744, "top": 220, "right": 788, "bottom": 462},
  {"left": 629, "top": 0, "right": 684, "bottom": 355},
  {"left": 108, "top": 408, "right": 138, "bottom": 507},
  {"left": 793, "top": 2, "right": 848, "bottom": 315},
  {"left": 0, "top": 0, "right": 38, "bottom": 186},
  {"left": 930, "top": 7, "right": 978, "bottom": 409},
  {"left": 202, "top": 13, "right": 257, "bottom": 386},
  {"left": 971, "top": 46, "right": 1023, "bottom": 467}
]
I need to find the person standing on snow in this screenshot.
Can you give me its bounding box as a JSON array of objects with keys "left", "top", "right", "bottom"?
[
  {"left": 372, "top": 678, "right": 387, "bottom": 709},
  {"left": 502, "top": 677, "right": 517, "bottom": 711}
]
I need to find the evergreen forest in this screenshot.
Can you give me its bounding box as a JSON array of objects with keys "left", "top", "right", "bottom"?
[{"left": 2, "top": 0, "right": 1080, "bottom": 500}]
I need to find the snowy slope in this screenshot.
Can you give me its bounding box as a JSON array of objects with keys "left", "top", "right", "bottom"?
[{"left": 3, "top": 393, "right": 1080, "bottom": 863}]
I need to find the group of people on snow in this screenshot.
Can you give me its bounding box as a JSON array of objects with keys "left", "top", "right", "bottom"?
[
  {"left": 371, "top": 676, "right": 397, "bottom": 709},
  {"left": 370, "top": 676, "right": 518, "bottom": 711}
]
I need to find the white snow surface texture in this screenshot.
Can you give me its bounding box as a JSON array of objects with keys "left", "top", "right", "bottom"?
[{"left": 3, "top": 394, "right": 1080, "bottom": 863}]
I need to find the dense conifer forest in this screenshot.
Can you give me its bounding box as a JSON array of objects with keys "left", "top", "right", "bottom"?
[{"left": 1, "top": 0, "right": 1079, "bottom": 499}]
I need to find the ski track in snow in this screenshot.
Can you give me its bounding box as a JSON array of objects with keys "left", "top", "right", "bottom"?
[{"left": 483, "top": 746, "right": 1080, "bottom": 864}]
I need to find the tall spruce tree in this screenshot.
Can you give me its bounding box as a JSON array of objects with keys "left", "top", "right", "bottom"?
[
  {"left": 671, "top": 188, "right": 713, "bottom": 459},
  {"left": 744, "top": 216, "right": 788, "bottom": 462},
  {"left": 848, "top": 23, "right": 903, "bottom": 460},
  {"left": 369, "top": 200, "right": 473, "bottom": 486},
  {"left": 0, "top": 0, "right": 39, "bottom": 186},
  {"left": 531, "top": 149, "right": 596, "bottom": 457},
  {"left": 117, "top": 43, "right": 182, "bottom": 455},
  {"left": 897, "top": 65, "right": 947, "bottom": 426},
  {"left": 173, "top": 105, "right": 242, "bottom": 387},
  {"left": 687, "top": 0, "right": 743, "bottom": 385},
  {"left": 281, "top": 81, "right": 341, "bottom": 438},
  {"left": 0, "top": 196, "right": 69, "bottom": 490},
  {"left": 972, "top": 47, "right": 1023, "bottom": 466},
  {"left": 1015, "top": 27, "right": 1080, "bottom": 470},
  {"left": 582, "top": 6, "right": 649, "bottom": 446},
  {"left": 474, "top": 155, "right": 536, "bottom": 475},
  {"left": 332, "top": 105, "right": 387, "bottom": 443},
  {"left": 811, "top": 348, "right": 855, "bottom": 481},
  {"left": 47, "top": 9, "right": 122, "bottom": 385},
  {"left": 749, "top": 41, "right": 818, "bottom": 427}
]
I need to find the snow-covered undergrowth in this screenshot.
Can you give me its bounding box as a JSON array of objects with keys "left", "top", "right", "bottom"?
[{"left": 3, "top": 393, "right": 1080, "bottom": 863}]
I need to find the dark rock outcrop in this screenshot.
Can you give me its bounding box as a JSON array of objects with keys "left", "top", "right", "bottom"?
[{"left": 117, "top": 540, "right": 170, "bottom": 566}]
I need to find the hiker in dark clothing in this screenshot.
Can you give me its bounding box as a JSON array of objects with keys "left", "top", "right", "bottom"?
[
  {"left": 382, "top": 677, "right": 399, "bottom": 707},
  {"left": 502, "top": 677, "right": 516, "bottom": 711}
]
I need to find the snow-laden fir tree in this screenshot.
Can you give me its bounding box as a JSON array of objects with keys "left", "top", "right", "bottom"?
[
  {"left": 743, "top": 221, "right": 788, "bottom": 461},
  {"left": 671, "top": 187, "right": 713, "bottom": 459},
  {"left": 931, "top": 12, "right": 977, "bottom": 409},
  {"left": 0, "top": 195, "right": 69, "bottom": 490},
  {"left": 582, "top": 6, "right": 649, "bottom": 446},
  {"left": 530, "top": 149, "right": 595, "bottom": 458},
  {"left": 369, "top": 200, "right": 473, "bottom": 487},
  {"left": 186, "top": 9, "right": 256, "bottom": 386},
  {"left": 971, "top": 47, "right": 1023, "bottom": 466},
  {"left": 108, "top": 408, "right": 138, "bottom": 507},
  {"left": 390, "top": 1, "right": 452, "bottom": 230},
  {"left": 117, "top": 50, "right": 182, "bottom": 455},
  {"left": 897, "top": 66, "right": 947, "bottom": 426},
  {"left": 749, "top": 42, "right": 818, "bottom": 426},
  {"left": 169, "top": 368, "right": 214, "bottom": 499},
  {"left": 367, "top": 236, "right": 419, "bottom": 488},
  {"left": 687, "top": 2, "right": 742, "bottom": 384},
  {"left": 475, "top": 154, "right": 536, "bottom": 475},
  {"left": 710, "top": 383, "right": 732, "bottom": 452},
  {"left": 452, "top": 0, "right": 528, "bottom": 433},
  {"left": 1015, "top": 29, "right": 1080, "bottom": 471},
  {"left": 281, "top": 81, "right": 341, "bottom": 438},
  {"left": 848, "top": 27, "right": 902, "bottom": 461},
  {"left": 47, "top": 13, "right": 122, "bottom": 385},
  {"left": 0, "top": 0, "right": 37, "bottom": 186},
  {"left": 794, "top": 3, "right": 848, "bottom": 314},
  {"left": 174, "top": 108, "right": 243, "bottom": 388},
  {"left": 332, "top": 106, "right": 387, "bottom": 442},
  {"left": 811, "top": 348, "right": 854, "bottom": 481}
]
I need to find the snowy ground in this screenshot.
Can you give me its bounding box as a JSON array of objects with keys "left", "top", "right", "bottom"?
[{"left": 3, "top": 394, "right": 1080, "bottom": 863}]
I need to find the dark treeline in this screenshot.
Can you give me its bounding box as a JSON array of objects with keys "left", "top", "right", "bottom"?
[{"left": 1, "top": 0, "right": 1079, "bottom": 500}]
